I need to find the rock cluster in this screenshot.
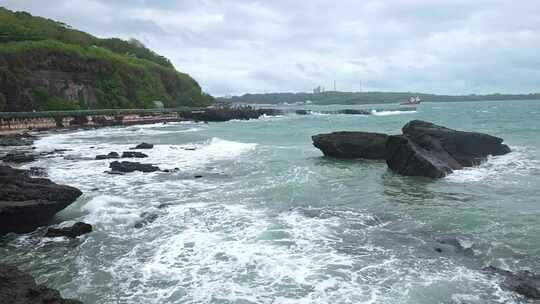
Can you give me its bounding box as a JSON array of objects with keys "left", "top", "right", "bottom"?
[
  {"left": 312, "top": 120, "right": 511, "bottom": 178},
  {"left": 44, "top": 222, "right": 92, "bottom": 238},
  {"left": 109, "top": 161, "right": 160, "bottom": 173}
]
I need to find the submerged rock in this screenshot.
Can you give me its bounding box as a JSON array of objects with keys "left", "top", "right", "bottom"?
[
  {"left": 121, "top": 151, "right": 148, "bottom": 158},
  {"left": 109, "top": 161, "right": 160, "bottom": 173},
  {"left": 0, "top": 263, "right": 82, "bottom": 304},
  {"left": 0, "top": 165, "right": 82, "bottom": 235},
  {"left": 134, "top": 212, "right": 159, "bottom": 228},
  {"left": 0, "top": 133, "right": 35, "bottom": 147},
  {"left": 44, "top": 222, "right": 92, "bottom": 238},
  {"left": 386, "top": 120, "right": 511, "bottom": 178},
  {"left": 95, "top": 152, "right": 120, "bottom": 160},
  {"left": 484, "top": 266, "right": 540, "bottom": 300},
  {"left": 130, "top": 142, "right": 154, "bottom": 150},
  {"left": 1, "top": 151, "right": 36, "bottom": 163},
  {"left": 312, "top": 131, "right": 388, "bottom": 159}
]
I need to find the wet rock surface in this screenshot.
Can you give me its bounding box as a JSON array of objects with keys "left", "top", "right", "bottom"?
[
  {"left": 109, "top": 161, "right": 160, "bottom": 173},
  {"left": 484, "top": 266, "right": 540, "bottom": 300},
  {"left": 121, "top": 151, "right": 148, "bottom": 158},
  {"left": 95, "top": 152, "right": 120, "bottom": 160},
  {"left": 0, "top": 263, "right": 82, "bottom": 304},
  {"left": 0, "top": 165, "right": 82, "bottom": 235},
  {"left": 130, "top": 142, "right": 154, "bottom": 150},
  {"left": 44, "top": 222, "right": 92, "bottom": 238},
  {"left": 312, "top": 131, "right": 388, "bottom": 159}
]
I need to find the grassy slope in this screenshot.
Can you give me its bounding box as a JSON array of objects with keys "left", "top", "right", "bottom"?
[{"left": 0, "top": 7, "right": 213, "bottom": 110}]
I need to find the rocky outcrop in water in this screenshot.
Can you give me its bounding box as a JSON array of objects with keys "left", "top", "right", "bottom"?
[
  {"left": 312, "top": 132, "right": 388, "bottom": 159},
  {"left": 0, "top": 166, "right": 82, "bottom": 235},
  {"left": 386, "top": 120, "right": 511, "bottom": 177},
  {"left": 109, "top": 161, "right": 160, "bottom": 173},
  {"left": 121, "top": 151, "right": 148, "bottom": 158},
  {"left": 180, "top": 106, "right": 283, "bottom": 122},
  {"left": 1, "top": 151, "right": 37, "bottom": 163},
  {"left": 484, "top": 266, "right": 540, "bottom": 300},
  {"left": 312, "top": 120, "right": 511, "bottom": 178},
  {"left": 130, "top": 143, "right": 154, "bottom": 150},
  {"left": 44, "top": 222, "right": 92, "bottom": 238},
  {"left": 95, "top": 152, "right": 120, "bottom": 160},
  {"left": 0, "top": 263, "right": 82, "bottom": 304},
  {"left": 0, "top": 133, "right": 35, "bottom": 146}
]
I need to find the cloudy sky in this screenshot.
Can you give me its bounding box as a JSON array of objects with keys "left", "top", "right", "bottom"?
[{"left": 2, "top": 0, "right": 540, "bottom": 96}]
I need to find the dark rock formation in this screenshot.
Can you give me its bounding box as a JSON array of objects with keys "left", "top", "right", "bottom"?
[
  {"left": 295, "top": 110, "right": 309, "bottom": 115},
  {"left": 130, "top": 142, "right": 154, "bottom": 150},
  {"left": 0, "top": 165, "right": 82, "bottom": 235},
  {"left": 402, "top": 120, "right": 511, "bottom": 166},
  {"left": 95, "top": 152, "right": 120, "bottom": 160},
  {"left": 109, "top": 161, "right": 160, "bottom": 173},
  {"left": 312, "top": 131, "right": 388, "bottom": 159},
  {"left": 336, "top": 109, "right": 371, "bottom": 115},
  {"left": 0, "top": 133, "right": 35, "bottom": 146},
  {"left": 180, "top": 106, "right": 283, "bottom": 122},
  {"left": 44, "top": 222, "right": 92, "bottom": 238},
  {"left": 385, "top": 135, "right": 454, "bottom": 178},
  {"left": 386, "top": 120, "right": 511, "bottom": 178},
  {"left": 484, "top": 266, "right": 540, "bottom": 300},
  {"left": 1, "top": 151, "right": 36, "bottom": 163},
  {"left": 0, "top": 263, "right": 82, "bottom": 304},
  {"left": 121, "top": 151, "right": 148, "bottom": 158}
]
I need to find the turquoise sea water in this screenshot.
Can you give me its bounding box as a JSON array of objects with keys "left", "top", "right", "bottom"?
[{"left": 1, "top": 100, "right": 540, "bottom": 303}]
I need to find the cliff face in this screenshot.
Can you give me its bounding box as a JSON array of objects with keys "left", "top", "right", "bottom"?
[
  {"left": 0, "top": 8, "right": 213, "bottom": 112},
  {"left": 0, "top": 46, "right": 212, "bottom": 112}
]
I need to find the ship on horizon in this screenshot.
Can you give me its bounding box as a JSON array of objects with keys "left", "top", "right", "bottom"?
[{"left": 401, "top": 96, "right": 422, "bottom": 105}]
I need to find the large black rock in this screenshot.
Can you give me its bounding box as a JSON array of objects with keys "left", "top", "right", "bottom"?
[
  {"left": 0, "top": 263, "right": 82, "bottom": 304},
  {"left": 0, "top": 166, "right": 82, "bottom": 235},
  {"left": 312, "top": 132, "right": 388, "bottom": 159},
  {"left": 403, "top": 120, "right": 511, "bottom": 166},
  {"left": 109, "top": 161, "right": 160, "bottom": 173},
  {"left": 386, "top": 120, "right": 511, "bottom": 178}
]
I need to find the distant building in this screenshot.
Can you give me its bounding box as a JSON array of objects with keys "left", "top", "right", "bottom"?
[{"left": 313, "top": 86, "right": 323, "bottom": 94}]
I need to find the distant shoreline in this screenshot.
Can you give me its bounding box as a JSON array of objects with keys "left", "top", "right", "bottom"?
[{"left": 219, "top": 91, "right": 540, "bottom": 106}]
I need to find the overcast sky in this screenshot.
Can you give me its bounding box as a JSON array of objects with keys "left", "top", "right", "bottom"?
[{"left": 2, "top": 0, "right": 540, "bottom": 96}]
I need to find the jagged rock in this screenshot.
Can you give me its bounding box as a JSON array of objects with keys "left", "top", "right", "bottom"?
[
  {"left": 109, "top": 161, "right": 160, "bottom": 173},
  {"left": 0, "top": 165, "right": 82, "bottom": 235},
  {"left": 44, "top": 222, "right": 92, "bottom": 238},
  {"left": 121, "top": 151, "right": 148, "bottom": 158},
  {"left": 0, "top": 263, "right": 82, "bottom": 304},
  {"left": 130, "top": 142, "right": 154, "bottom": 150},
  {"left": 385, "top": 135, "right": 454, "bottom": 178},
  {"left": 95, "top": 152, "right": 119, "bottom": 160},
  {"left": 1, "top": 151, "right": 36, "bottom": 163},
  {"left": 386, "top": 120, "right": 511, "bottom": 178},
  {"left": 312, "top": 132, "right": 388, "bottom": 159},
  {"left": 403, "top": 120, "right": 511, "bottom": 166},
  {"left": 484, "top": 266, "right": 540, "bottom": 300}
]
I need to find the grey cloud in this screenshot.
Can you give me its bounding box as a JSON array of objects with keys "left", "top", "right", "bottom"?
[{"left": 2, "top": 0, "right": 540, "bottom": 95}]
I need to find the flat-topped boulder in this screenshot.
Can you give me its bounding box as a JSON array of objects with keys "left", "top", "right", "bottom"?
[
  {"left": 121, "top": 151, "right": 148, "bottom": 158},
  {"left": 0, "top": 166, "right": 82, "bottom": 235},
  {"left": 109, "top": 161, "right": 160, "bottom": 173},
  {"left": 312, "top": 131, "right": 388, "bottom": 159},
  {"left": 0, "top": 263, "right": 82, "bottom": 304},
  {"left": 386, "top": 120, "right": 511, "bottom": 177}
]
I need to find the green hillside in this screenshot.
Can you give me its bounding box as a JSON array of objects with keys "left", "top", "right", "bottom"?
[{"left": 0, "top": 7, "right": 213, "bottom": 111}]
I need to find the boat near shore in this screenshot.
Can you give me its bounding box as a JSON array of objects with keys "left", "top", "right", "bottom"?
[{"left": 401, "top": 96, "right": 422, "bottom": 105}]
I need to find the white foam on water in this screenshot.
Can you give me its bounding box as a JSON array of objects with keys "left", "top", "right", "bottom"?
[
  {"left": 447, "top": 147, "right": 539, "bottom": 183},
  {"left": 372, "top": 110, "right": 418, "bottom": 116},
  {"left": 81, "top": 195, "right": 141, "bottom": 225}
]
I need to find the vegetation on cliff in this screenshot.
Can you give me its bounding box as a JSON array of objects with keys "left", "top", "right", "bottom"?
[{"left": 0, "top": 7, "right": 213, "bottom": 111}]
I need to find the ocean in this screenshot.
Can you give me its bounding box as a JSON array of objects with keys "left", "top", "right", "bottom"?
[{"left": 1, "top": 100, "right": 539, "bottom": 303}]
